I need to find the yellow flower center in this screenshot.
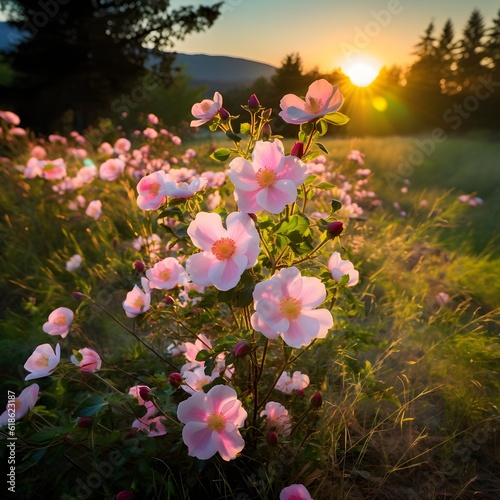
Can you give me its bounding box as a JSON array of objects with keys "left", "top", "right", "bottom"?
[
  {"left": 159, "top": 269, "right": 171, "bottom": 281},
  {"left": 133, "top": 296, "right": 144, "bottom": 308},
  {"left": 206, "top": 412, "right": 226, "bottom": 432},
  {"left": 194, "top": 377, "right": 211, "bottom": 391},
  {"left": 212, "top": 238, "right": 237, "bottom": 260},
  {"left": 279, "top": 297, "right": 302, "bottom": 320},
  {"left": 201, "top": 101, "right": 212, "bottom": 113},
  {"left": 53, "top": 313, "right": 67, "bottom": 326},
  {"left": 14, "top": 398, "right": 23, "bottom": 412},
  {"left": 255, "top": 167, "right": 277, "bottom": 188},
  {"left": 34, "top": 353, "right": 50, "bottom": 369},
  {"left": 148, "top": 180, "right": 160, "bottom": 196},
  {"left": 304, "top": 96, "right": 323, "bottom": 114}
]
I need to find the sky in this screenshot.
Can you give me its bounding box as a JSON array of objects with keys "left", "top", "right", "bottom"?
[{"left": 170, "top": 0, "right": 500, "bottom": 71}]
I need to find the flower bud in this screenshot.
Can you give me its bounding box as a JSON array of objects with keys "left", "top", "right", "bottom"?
[
  {"left": 116, "top": 490, "right": 134, "bottom": 500},
  {"left": 310, "top": 391, "right": 323, "bottom": 408},
  {"left": 134, "top": 260, "right": 145, "bottom": 273},
  {"left": 219, "top": 107, "right": 230, "bottom": 121},
  {"left": 248, "top": 94, "right": 260, "bottom": 109},
  {"left": 326, "top": 221, "right": 343, "bottom": 238},
  {"left": 164, "top": 295, "right": 174, "bottom": 305},
  {"left": 77, "top": 416, "right": 93, "bottom": 428},
  {"left": 138, "top": 386, "right": 151, "bottom": 401},
  {"left": 72, "top": 291, "right": 84, "bottom": 301},
  {"left": 290, "top": 141, "right": 304, "bottom": 158},
  {"left": 169, "top": 372, "right": 183, "bottom": 388},
  {"left": 261, "top": 123, "right": 272, "bottom": 140},
  {"left": 296, "top": 388, "right": 305, "bottom": 398},
  {"left": 248, "top": 213, "right": 258, "bottom": 222},
  {"left": 266, "top": 431, "right": 279, "bottom": 446},
  {"left": 262, "top": 108, "right": 273, "bottom": 120},
  {"left": 233, "top": 340, "right": 250, "bottom": 358},
  {"left": 112, "top": 237, "right": 119, "bottom": 249}
]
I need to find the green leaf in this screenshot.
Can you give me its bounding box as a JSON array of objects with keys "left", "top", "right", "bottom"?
[
  {"left": 317, "top": 142, "right": 329, "bottom": 154},
  {"left": 196, "top": 350, "right": 211, "bottom": 362},
  {"left": 338, "top": 274, "right": 350, "bottom": 286},
  {"left": 317, "top": 120, "right": 328, "bottom": 136},
  {"left": 75, "top": 395, "right": 107, "bottom": 417},
  {"left": 304, "top": 174, "right": 317, "bottom": 186},
  {"left": 323, "top": 112, "right": 350, "bottom": 126},
  {"left": 226, "top": 130, "right": 242, "bottom": 143},
  {"left": 210, "top": 148, "right": 232, "bottom": 162},
  {"left": 316, "top": 181, "right": 335, "bottom": 190},
  {"left": 240, "top": 123, "right": 251, "bottom": 135},
  {"left": 331, "top": 199, "right": 343, "bottom": 212}
]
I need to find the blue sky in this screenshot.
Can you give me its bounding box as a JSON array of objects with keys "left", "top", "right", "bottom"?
[{"left": 170, "top": 0, "right": 500, "bottom": 70}]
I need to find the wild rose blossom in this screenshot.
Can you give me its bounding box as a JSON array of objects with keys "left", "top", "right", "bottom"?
[
  {"left": 71, "top": 347, "right": 102, "bottom": 373},
  {"left": 24, "top": 343, "right": 61, "bottom": 380},
  {"left": 163, "top": 176, "right": 208, "bottom": 199},
  {"left": 114, "top": 138, "right": 131, "bottom": 154},
  {"left": 143, "top": 127, "right": 158, "bottom": 140},
  {"left": 177, "top": 385, "right": 247, "bottom": 461},
  {"left": 43, "top": 307, "right": 74, "bottom": 338},
  {"left": 328, "top": 251, "right": 359, "bottom": 287},
  {"left": 228, "top": 140, "right": 307, "bottom": 214},
  {"left": 122, "top": 278, "right": 151, "bottom": 318},
  {"left": 181, "top": 366, "right": 219, "bottom": 395},
  {"left": 186, "top": 212, "right": 260, "bottom": 291},
  {"left": 251, "top": 267, "right": 333, "bottom": 348},
  {"left": 0, "top": 384, "right": 39, "bottom": 426},
  {"left": 99, "top": 158, "right": 125, "bottom": 181},
  {"left": 279, "top": 79, "right": 344, "bottom": 125},
  {"left": 347, "top": 150, "right": 366, "bottom": 165},
  {"left": 41, "top": 158, "right": 67, "bottom": 180},
  {"left": 66, "top": 254, "right": 83, "bottom": 272},
  {"left": 0, "top": 110, "right": 21, "bottom": 125},
  {"left": 136, "top": 171, "right": 168, "bottom": 210},
  {"left": 260, "top": 401, "right": 292, "bottom": 436},
  {"left": 85, "top": 200, "right": 102, "bottom": 220},
  {"left": 146, "top": 257, "right": 187, "bottom": 290},
  {"left": 280, "top": 484, "right": 313, "bottom": 500},
  {"left": 275, "top": 371, "right": 310, "bottom": 395},
  {"left": 190, "top": 92, "right": 223, "bottom": 127}
]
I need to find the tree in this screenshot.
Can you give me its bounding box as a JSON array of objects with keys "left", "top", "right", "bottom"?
[
  {"left": 485, "top": 8, "right": 500, "bottom": 80},
  {"left": 456, "top": 8, "right": 487, "bottom": 92},
  {"left": 435, "top": 19, "right": 458, "bottom": 94},
  {"left": 0, "top": 0, "right": 222, "bottom": 131}
]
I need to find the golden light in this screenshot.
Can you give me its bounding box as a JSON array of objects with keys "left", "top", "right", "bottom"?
[{"left": 343, "top": 61, "right": 380, "bottom": 87}]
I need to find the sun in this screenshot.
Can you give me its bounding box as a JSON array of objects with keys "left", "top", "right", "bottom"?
[{"left": 343, "top": 61, "right": 380, "bottom": 87}]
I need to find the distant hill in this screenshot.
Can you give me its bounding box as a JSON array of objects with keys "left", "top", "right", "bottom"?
[{"left": 173, "top": 53, "right": 276, "bottom": 94}]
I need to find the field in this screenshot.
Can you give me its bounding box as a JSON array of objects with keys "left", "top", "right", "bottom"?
[{"left": 0, "top": 115, "right": 499, "bottom": 499}]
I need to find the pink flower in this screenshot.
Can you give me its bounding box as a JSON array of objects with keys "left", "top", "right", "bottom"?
[
  {"left": 76, "top": 164, "right": 97, "bottom": 184},
  {"left": 177, "top": 385, "right": 247, "bottom": 461},
  {"left": 146, "top": 257, "right": 187, "bottom": 290},
  {"left": 10, "top": 127, "right": 27, "bottom": 136},
  {"left": 114, "top": 138, "right": 131, "bottom": 154},
  {"left": 143, "top": 127, "right": 158, "bottom": 139},
  {"left": 85, "top": 200, "right": 102, "bottom": 220},
  {"left": 132, "top": 401, "right": 167, "bottom": 437},
  {"left": 129, "top": 385, "right": 151, "bottom": 405},
  {"left": 328, "top": 252, "right": 359, "bottom": 287},
  {"left": 49, "top": 134, "right": 67, "bottom": 144},
  {"left": 136, "top": 171, "right": 168, "bottom": 210},
  {"left": 190, "top": 92, "right": 223, "bottom": 127},
  {"left": 41, "top": 158, "right": 67, "bottom": 180},
  {"left": 66, "top": 254, "right": 82, "bottom": 272},
  {"left": 279, "top": 79, "right": 344, "bottom": 125},
  {"left": 251, "top": 267, "right": 333, "bottom": 348},
  {"left": 24, "top": 343, "right": 61, "bottom": 380},
  {"left": 228, "top": 140, "right": 307, "bottom": 214},
  {"left": 163, "top": 176, "right": 208, "bottom": 199},
  {"left": 24, "top": 157, "right": 44, "bottom": 178},
  {"left": 122, "top": 281, "right": 151, "bottom": 318},
  {"left": 98, "top": 142, "right": 114, "bottom": 155},
  {"left": 43, "top": 307, "right": 74, "bottom": 338},
  {"left": 71, "top": 347, "right": 102, "bottom": 373},
  {"left": 275, "top": 371, "right": 310, "bottom": 395},
  {"left": 0, "top": 384, "right": 39, "bottom": 426},
  {"left": 280, "top": 484, "right": 312, "bottom": 500},
  {"left": 436, "top": 292, "right": 450, "bottom": 306},
  {"left": 260, "top": 401, "right": 292, "bottom": 436},
  {"left": 181, "top": 366, "right": 219, "bottom": 395},
  {"left": 348, "top": 150, "right": 366, "bottom": 165},
  {"left": 185, "top": 212, "right": 260, "bottom": 291},
  {"left": 148, "top": 113, "right": 159, "bottom": 125},
  {"left": 99, "top": 158, "right": 125, "bottom": 181},
  {"left": 0, "top": 110, "right": 21, "bottom": 125}
]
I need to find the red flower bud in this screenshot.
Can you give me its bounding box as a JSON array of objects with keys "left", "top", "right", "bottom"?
[
  {"left": 248, "top": 213, "right": 258, "bottom": 222},
  {"left": 261, "top": 123, "right": 272, "bottom": 140},
  {"left": 138, "top": 386, "right": 151, "bottom": 401},
  {"left": 248, "top": 94, "right": 260, "bottom": 109},
  {"left": 326, "top": 221, "right": 343, "bottom": 238},
  {"left": 290, "top": 141, "right": 304, "bottom": 158},
  {"left": 310, "top": 391, "right": 323, "bottom": 408},
  {"left": 233, "top": 340, "right": 250, "bottom": 358},
  {"left": 296, "top": 388, "right": 305, "bottom": 397},
  {"left": 116, "top": 490, "right": 134, "bottom": 500},
  {"left": 134, "top": 260, "right": 145, "bottom": 273},
  {"left": 266, "top": 431, "right": 279, "bottom": 446},
  {"left": 72, "top": 291, "right": 84, "bottom": 301},
  {"left": 164, "top": 295, "right": 174, "bottom": 305},
  {"left": 219, "top": 107, "right": 230, "bottom": 121},
  {"left": 77, "top": 416, "right": 93, "bottom": 428},
  {"left": 169, "top": 372, "right": 183, "bottom": 388}
]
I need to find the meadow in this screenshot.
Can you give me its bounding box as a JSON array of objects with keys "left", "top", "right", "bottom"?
[{"left": 0, "top": 99, "right": 499, "bottom": 500}]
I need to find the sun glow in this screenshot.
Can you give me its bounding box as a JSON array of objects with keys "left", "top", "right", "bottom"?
[{"left": 343, "top": 60, "right": 381, "bottom": 87}]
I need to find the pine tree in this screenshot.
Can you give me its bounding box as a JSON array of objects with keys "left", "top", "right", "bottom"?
[
  {"left": 485, "top": 8, "right": 500, "bottom": 80},
  {"left": 435, "top": 19, "right": 458, "bottom": 94},
  {"left": 0, "top": 0, "right": 222, "bottom": 131}
]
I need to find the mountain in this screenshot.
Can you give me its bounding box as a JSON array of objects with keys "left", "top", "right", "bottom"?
[{"left": 173, "top": 53, "right": 276, "bottom": 94}]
